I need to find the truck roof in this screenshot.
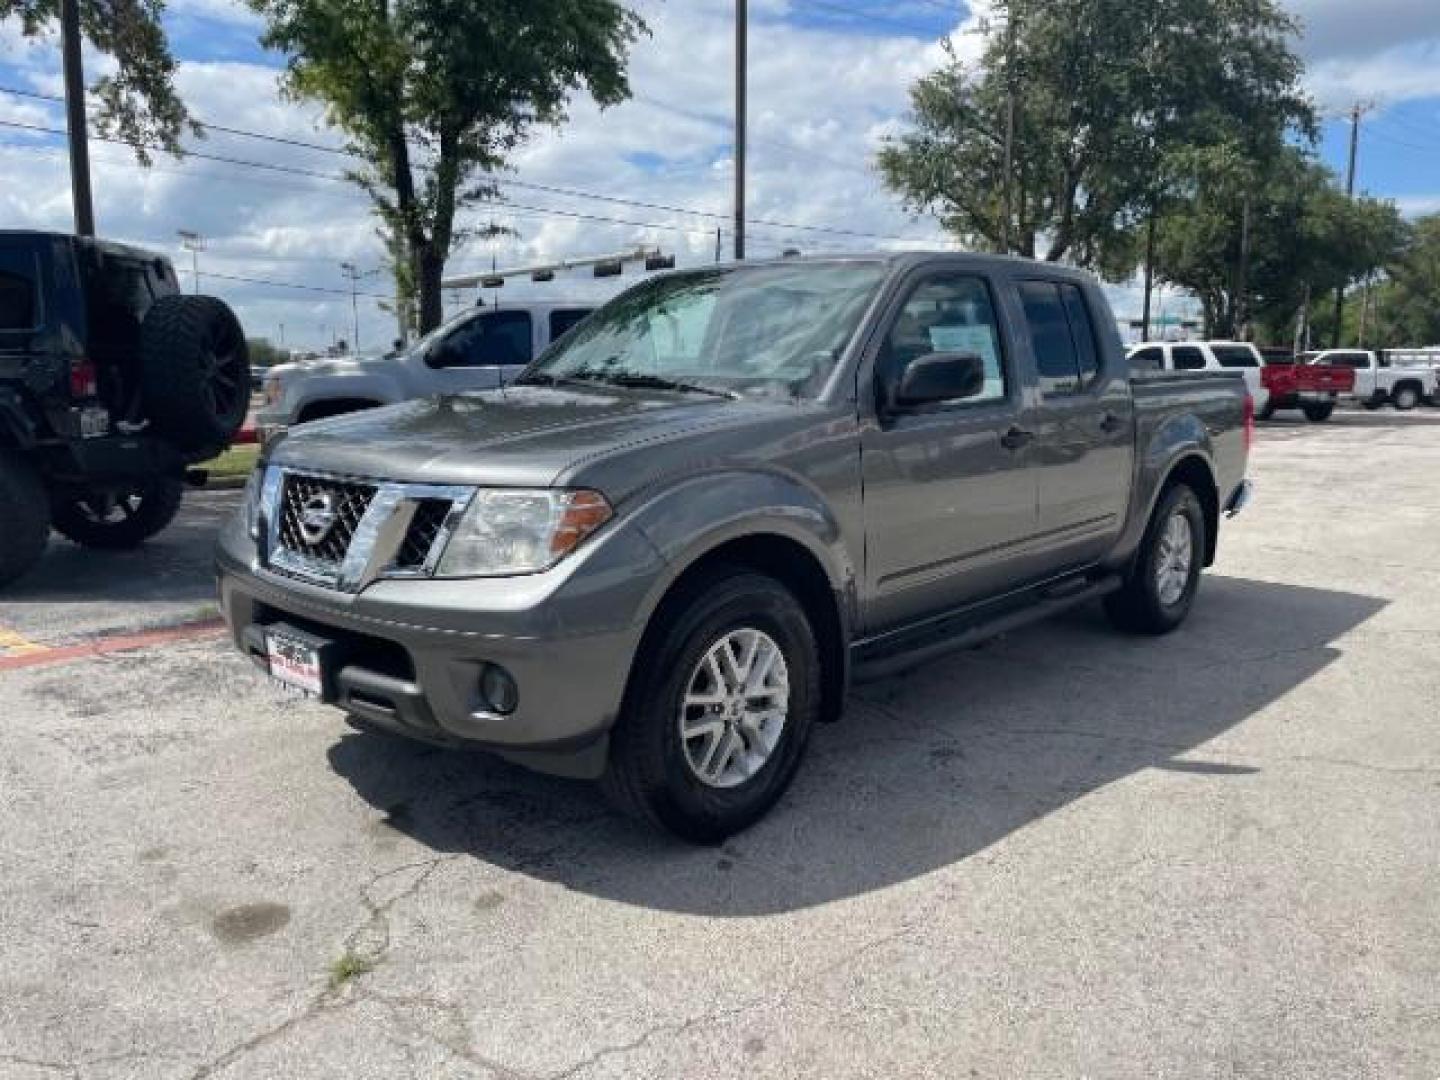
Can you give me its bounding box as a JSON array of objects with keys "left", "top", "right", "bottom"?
[{"left": 0, "top": 229, "right": 169, "bottom": 266}]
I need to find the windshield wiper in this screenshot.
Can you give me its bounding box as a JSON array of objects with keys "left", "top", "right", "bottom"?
[{"left": 564, "top": 371, "right": 739, "bottom": 400}]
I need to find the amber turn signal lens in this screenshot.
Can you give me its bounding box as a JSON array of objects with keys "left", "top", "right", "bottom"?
[{"left": 550, "top": 490, "right": 613, "bottom": 557}]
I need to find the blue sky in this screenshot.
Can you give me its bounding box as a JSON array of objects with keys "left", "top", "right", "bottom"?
[{"left": 2, "top": 0, "right": 1436, "bottom": 347}]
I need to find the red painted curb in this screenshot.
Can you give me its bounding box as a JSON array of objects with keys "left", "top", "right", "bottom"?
[{"left": 0, "top": 619, "right": 227, "bottom": 673}]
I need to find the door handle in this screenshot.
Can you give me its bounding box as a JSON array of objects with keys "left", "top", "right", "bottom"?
[
  {"left": 1000, "top": 426, "right": 1034, "bottom": 450},
  {"left": 1099, "top": 412, "right": 1124, "bottom": 434}
]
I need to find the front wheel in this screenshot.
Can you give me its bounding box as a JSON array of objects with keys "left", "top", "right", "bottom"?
[
  {"left": 1104, "top": 483, "right": 1205, "bottom": 635},
  {"left": 51, "top": 477, "right": 185, "bottom": 550},
  {"left": 1303, "top": 402, "right": 1335, "bottom": 422},
  {"left": 602, "top": 569, "right": 821, "bottom": 843}
]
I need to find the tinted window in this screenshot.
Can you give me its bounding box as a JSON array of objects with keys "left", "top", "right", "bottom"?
[
  {"left": 1172, "top": 346, "right": 1207, "bottom": 371},
  {"left": 1019, "top": 280, "right": 1100, "bottom": 394},
  {"left": 1129, "top": 346, "right": 1164, "bottom": 371},
  {"left": 548, "top": 308, "right": 592, "bottom": 343},
  {"left": 1060, "top": 284, "right": 1100, "bottom": 384},
  {"left": 440, "top": 310, "right": 533, "bottom": 367},
  {"left": 1212, "top": 345, "right": 1259, "bottom": 369},
  {"left": 0, "top": 246, "right": 39, "bottom": 331},
  {"left": 1329, "top": 353, "right": 1369, "bottom": 369},
  {"left": 880, "top": 275, "right": 1007, "bottom": 405}
]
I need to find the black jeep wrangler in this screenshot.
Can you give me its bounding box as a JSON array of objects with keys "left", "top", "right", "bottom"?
[{"left": 0, "top": 231, "right": 250, "bottom": 586}]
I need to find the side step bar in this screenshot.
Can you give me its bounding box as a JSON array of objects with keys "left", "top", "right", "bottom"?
[{"left": 852, "top": 573, "right": 1123, "bottom": 682}]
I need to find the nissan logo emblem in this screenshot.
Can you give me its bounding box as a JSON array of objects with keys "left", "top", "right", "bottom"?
[{"left": 298, "top": 491, "right": 338, "bottom": 545}]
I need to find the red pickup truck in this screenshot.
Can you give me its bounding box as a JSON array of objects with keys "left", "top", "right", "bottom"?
[{"left": 1259, "top": 356, "right": 1355, "bottom": 422}]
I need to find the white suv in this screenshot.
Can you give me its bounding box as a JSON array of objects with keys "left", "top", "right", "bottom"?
[{"left": 1127, "top": 340, "right": 1268, "bottom": 412}]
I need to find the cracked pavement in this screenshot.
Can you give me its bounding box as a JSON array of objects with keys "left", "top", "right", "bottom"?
[{"left": 2, "top": 409, "right": 1439, "bottom": 1078}]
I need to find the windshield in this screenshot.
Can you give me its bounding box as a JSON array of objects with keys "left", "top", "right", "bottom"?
[{"left": 519, "top": 262, "right": 886, "bottom": 400}]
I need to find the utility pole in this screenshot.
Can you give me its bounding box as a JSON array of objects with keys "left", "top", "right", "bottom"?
[
  {"left": 733, "top": 0, "right": 747, "bottom": 261},
  {"left": 339, "top": 262, "right": 363, "bottom": 351},
  {"left": 715, "top": 227, "right": 723, "bottom": 264},
  {"left": 177, "top": 231, "right": 205, "bottom": 294},
  {"left": 1235, "top": 192, "right": 1252, "bottom": 339},
  {"left": 999, "top": 12, "right": 1016, "bottom": 256},
  {"left": 60, "top": 0, "right": 94, "bottom": 236},
  {"left": 1332, "top": 102, "right": 1368, "bottom": 347},
  {"left": 1140, "top": 210, "right": 1157, "bottom": 340}
]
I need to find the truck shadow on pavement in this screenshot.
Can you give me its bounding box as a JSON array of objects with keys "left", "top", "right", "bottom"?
[{"left": 327, "top": 574, "right": 1385, "bottom": 916}]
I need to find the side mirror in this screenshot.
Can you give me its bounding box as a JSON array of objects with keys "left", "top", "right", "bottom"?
[{"left": 893, "top": 351, "right": 986, "bottom": 409}]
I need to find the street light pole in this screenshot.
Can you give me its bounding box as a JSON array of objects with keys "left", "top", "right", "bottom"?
[
  {"left": 733, "top": 0, "right": 747, "bottom": 262},
  {"left": 339, "top": 262, "right": 362, "bottom": 351},
  {"left": 177, "top": 230, "right": 205, "bottom": 294},
  {"left": 60, "top": 0, "right": 95, "bottom": 237}
]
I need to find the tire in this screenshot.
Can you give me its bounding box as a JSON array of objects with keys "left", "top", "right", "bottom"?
[
  {"left": 602, "top": 568, "right": 821, "bottom": 843},
  {"left": 1302, "top": 402, "right": 1335, "bottom": 422},
  {"left": 140, "top": 295, "right": 251, "bottom": 455},
  {"left": 1392, "top": 384, "right": 1420, "bottom": 411},
  {"left": 50, "top": 476, "right": 184, "bottom": 550},
  {"left": 1104, "top": 483, "right": 1205, "bottom": 636},
  {"left": 0, "top": 451, "right": 49, "bottom": 587},
  {"left": 1255, "top": 402, "right": 1276, "bottom": 421}
]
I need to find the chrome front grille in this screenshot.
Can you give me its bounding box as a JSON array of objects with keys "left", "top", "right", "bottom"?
[
  {"left": 260, "top": 468, "right": 471, "bottom": 591},
  {"left": 276, "top": 474, "right": 377, "bottom": 564}
]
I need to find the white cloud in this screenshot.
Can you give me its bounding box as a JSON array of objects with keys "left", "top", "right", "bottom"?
[{"left": 1307, "top": 40, "right": 1440, "bottom": 110}]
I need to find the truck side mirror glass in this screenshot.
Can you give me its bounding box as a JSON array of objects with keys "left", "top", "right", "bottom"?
[{"left": 893, "top": 351, "right": 986, "bottom": 409}]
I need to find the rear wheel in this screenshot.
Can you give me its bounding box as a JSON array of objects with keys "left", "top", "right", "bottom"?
[
  {"left": 0, "top": 452, "right": 49, "bottom": 587},
  {"left": 1392, "top": 384, "right": 1420, "bottom": 411},
  {"left": 51, "top": 477, "right": 184, "bottom": 550},
  {"left": 602, "top": 569, "right": 820, "bottom": 843},
  {"left": 1302, "top": 402, "right": 1335, "bottom": 422},
  {"left": 1104, "top": 483, "right": 1205, "bottom": 635}
]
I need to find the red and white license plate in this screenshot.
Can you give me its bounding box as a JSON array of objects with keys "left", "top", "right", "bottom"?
[{"left": 266, "top": 629, "right": 323, "bottom": 697}]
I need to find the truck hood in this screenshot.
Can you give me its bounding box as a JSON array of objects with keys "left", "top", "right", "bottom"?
[{"left": 267, "top": 385, "right": 764, "bottom": 490}]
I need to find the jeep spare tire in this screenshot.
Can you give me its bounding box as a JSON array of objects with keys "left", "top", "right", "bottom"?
[{"left": 140, "top": 295, "right": 250, "bottom": 454}]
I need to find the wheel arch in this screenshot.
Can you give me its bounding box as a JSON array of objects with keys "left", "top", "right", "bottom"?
[
  {"left": 295, "top": 396, "right": 386, "bottom": 424},
  {"left": 1157, "top": 454, "right": 1220, "bottom": 567}
]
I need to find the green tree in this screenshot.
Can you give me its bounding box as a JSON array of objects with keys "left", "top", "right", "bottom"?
[
  {"left": 249, "top": 0, "right": 646, "bottom": 333},
  {"left": 876, "top": 0, "right": 1310, "bottom": 273},
  {"left": 1371, "top": 214, "right": 1440, "bottom": 347},
  {"left": 1153, "top": 145, "right": 1406, "bottom": 340},
  {"left": 0, "top": 0, "right": 194, "bottom": 158}
]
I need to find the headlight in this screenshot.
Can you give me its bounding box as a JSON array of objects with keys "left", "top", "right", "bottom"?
[
  {"left": 436, "top": 489, "right": 612, "bottom": 577},
  {"left": 241, "top": 466, "right": 265, "bottom": 540}
]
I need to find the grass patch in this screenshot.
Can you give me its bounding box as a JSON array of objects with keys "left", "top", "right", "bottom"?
[
  {"left": 327, "top": 950, "right": 376, "bottom": 990},
  {"left": 201, "top": 444, "right": 261, "bottom": 482}
]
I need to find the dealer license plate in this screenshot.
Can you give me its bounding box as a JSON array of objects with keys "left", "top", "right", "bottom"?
[{"left": 266, "top": 629, "right": 324, "bottom": 697}]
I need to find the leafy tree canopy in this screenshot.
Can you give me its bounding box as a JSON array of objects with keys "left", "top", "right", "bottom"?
[
  {"left": 0, "top": 0, "right": 195, "bottom": 160},
  {"left": 250, "top": 0, "right": 647, "bottom": 332}
]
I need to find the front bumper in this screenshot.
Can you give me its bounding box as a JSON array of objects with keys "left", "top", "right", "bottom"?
[{"left": 216, "top": 521, "right": 664, "bottom": 779}]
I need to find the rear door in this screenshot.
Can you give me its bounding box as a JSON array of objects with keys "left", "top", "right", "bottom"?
[
  {"left": 1016, "top": 278, "right": 1136, "bottom": 572},
  {"left": 859, "top": 266, "right": 1042, "bottom": 633}
]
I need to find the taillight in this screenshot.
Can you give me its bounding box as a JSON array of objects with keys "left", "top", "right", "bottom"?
[
  {"left": 1243, "top": 393, "right": 1255, "bottom": 452},
  {"left": 69, "top": 357, "right": 99, "bottom": 399}
]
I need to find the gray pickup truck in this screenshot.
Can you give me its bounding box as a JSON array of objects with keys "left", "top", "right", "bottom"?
[{"left": 217, "top": 253, "right": 1252, "bottom": 842}]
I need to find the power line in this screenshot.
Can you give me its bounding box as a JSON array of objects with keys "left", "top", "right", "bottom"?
[
  {"left": 175, "top": 266, "right": 394, "bottom": 301},
  {"left": 0, "top": 84, "right": 936, "bottom": 245}
]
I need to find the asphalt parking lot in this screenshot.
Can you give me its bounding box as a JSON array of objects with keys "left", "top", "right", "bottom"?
[{"left": 3, "top": 410, "right": 1438, "bottom": 1079}]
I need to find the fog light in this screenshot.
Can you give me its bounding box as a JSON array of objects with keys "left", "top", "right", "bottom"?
[{"left": 480, "top": 664, "right": 519, "bottom": 715}]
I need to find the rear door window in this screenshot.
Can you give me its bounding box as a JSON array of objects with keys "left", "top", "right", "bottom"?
[
  {"left": 1018, "top": 280, "right": 1101, "bottom": 394},
  {"left": 441, "top": 310, "right": 534, "bottom": 367},
  {"left": 1212, "top": 345, "right": 1260, "bottom": 369},
  {"left": 1172, "top": 345, "right": 1207, "bottom": 371},
  {"left": 548, "top": 308, "right": 592, "bottom": 343},
  {"left": 0, "top": 245, "right": 40, "bottom": 332}
]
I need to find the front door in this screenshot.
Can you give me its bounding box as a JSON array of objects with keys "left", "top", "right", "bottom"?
[
  {"left": 1015, "top": 279, "right": 1134, "bottom": 572},
  {"left": 860, "top": 270, "right": 1042, "bottom": 635}
]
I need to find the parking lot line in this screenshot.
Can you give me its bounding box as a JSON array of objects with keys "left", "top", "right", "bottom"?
[
  {"left": 0, "top": 626, "right": 49, "bottom": 658},
  {"left": 0, "top": 618, "right": 225, "bottom": 673}
]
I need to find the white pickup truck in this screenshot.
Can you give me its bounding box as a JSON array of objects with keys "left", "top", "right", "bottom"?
[
  {"left": 1299, "top": 349, "right": 1439, "bottom": 411},
  {"left": 257, "top": 299, "right": 595, "bottom": 442},
  {"left": 1127, "top": 340, "right": 1269, "bottom": 413}
]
